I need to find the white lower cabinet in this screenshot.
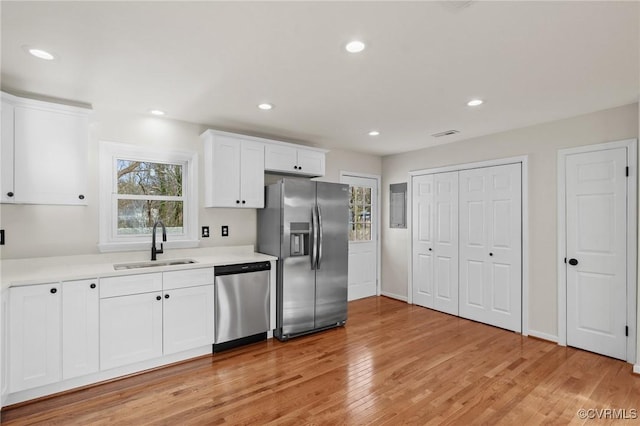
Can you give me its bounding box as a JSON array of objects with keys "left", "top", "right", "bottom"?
[
  {"left": 100, "top": 291, "right": 164, "bottom": 370},
  {"left": 9, "top": 283, "right": 61, "bottom": 393},
  {"left": 62, "top": 279, "right": 99, "bottom": 379},
  {"left": 99, "top": 268, "right": 215, "bottom": 370},
  {"left": 163, "top": 285, "right": 215, "bottom": 355},
  {"left": 6, "top": 267, "right": 218, "bottom": 401}
]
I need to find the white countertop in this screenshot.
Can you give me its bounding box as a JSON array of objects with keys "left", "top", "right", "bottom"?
[{"left": 1, "top": 245, "right": 277, "bottom": 288}]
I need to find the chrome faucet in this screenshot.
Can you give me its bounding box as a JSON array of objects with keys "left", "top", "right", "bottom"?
[{"left": 151, "top": 220, "right": 167, "bottom": 261}]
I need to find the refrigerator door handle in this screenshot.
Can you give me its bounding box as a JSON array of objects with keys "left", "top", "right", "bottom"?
[
  {"left": 311, "top": 206, "right": 318, "bottom": 270},
  {"left": 317, "top": 205, "right": 323, "bottom": 269}
]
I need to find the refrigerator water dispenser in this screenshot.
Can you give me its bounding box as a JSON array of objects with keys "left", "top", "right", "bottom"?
[{"left": 289, "top": 222, "right": 309, "bottom": 256}]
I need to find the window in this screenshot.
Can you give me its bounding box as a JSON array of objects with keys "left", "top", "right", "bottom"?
[
  {"left": 349, "top": 186, "right": 372, "bottom": 241},
  {"left": 99, "top": 142, "right": 198, "bottom": 252}
]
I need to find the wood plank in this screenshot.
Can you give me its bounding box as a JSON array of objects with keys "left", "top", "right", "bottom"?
[{"left": 2, "top": 296, "right": 639, "bottom": 425}]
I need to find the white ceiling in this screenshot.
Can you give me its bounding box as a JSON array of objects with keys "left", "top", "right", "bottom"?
[{"left": 1, "top": 1, "right": 638, "bottom": 156}]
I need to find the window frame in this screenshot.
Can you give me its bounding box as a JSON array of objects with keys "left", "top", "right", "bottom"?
[{"left": 99, "top": 141, "right": 198, "bottom": 252}]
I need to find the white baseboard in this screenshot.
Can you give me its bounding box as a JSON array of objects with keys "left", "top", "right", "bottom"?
[
  {"left": 526, "top": 329, "right": 559, "bottom": 343},
  {"left": 381, "top": 291, "right": 408, "bottom": 302},
  {"left": 634, "top": 364, "right": 640, "bottom": 375}
]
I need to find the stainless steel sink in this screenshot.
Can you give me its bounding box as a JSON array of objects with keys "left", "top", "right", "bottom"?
[{"left": 113, "top": 259, "right": 197, "bottom": 271}]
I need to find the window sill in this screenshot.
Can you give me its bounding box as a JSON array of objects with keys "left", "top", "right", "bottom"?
[{"left": 98, "top": 239, "right": 200, "bottom": 253}]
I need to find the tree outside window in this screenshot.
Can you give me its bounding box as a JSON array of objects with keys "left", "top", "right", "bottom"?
[{"left": 116, "top": 160, "right": 185, "bottom": 236}]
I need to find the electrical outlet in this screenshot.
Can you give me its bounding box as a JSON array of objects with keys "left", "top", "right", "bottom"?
[
  {"left": 221, "top": 225, "right": 229, "bottom": 237},
  {"left": 201, "top": 226, "right": 210, "bottom": 238},
  {"left": 0, "top": 229, "right": 4, "bottom": 245}
]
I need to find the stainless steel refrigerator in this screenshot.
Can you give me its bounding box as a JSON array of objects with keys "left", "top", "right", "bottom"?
[{"left": 257, "top": 179, "right": 349, "bottom": 340}]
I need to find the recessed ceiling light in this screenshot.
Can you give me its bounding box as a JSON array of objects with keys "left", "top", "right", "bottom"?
[
  {"left": 258, "top": 103, "right": 273, "bottom": 110},
  {"left": 345, "top": 41, "right": 366, "bottom": 53},
  {"left": 26, "top": 47, "right": 55, "bottom": 60},
  {"left": 149, "top": 109, "right": 165, "bottom": 116},
  {"left": 368, "top": 130, "right": 380, "bottom": 136},
  {"left": 467, "top": 99, "right": 483, "bottom": 107}
]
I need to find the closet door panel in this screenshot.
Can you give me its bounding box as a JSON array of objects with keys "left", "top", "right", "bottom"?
[{"left": 459, "top": 164, "right": 522, "bottom": 332}]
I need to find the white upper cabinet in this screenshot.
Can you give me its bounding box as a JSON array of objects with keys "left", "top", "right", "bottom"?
[
  {"left": 264, "top": 143, "right": 325, "bottom": 177},
  {"left": 1, "top": 97, "right": 14, "bottom": 203},
  {"left": 1, "top": 92, "right": 90, "bottom": 205},
  {"left": 202, "top": 130, "right": 265, "bottom": 208}
]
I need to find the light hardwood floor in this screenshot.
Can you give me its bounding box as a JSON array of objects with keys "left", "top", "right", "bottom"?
[{"left": 2, "top": 296, "right": 639, "bottom": 425}]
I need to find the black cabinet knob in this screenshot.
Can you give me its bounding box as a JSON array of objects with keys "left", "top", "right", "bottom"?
[
  {"left": 6, "top": 192, "right": 13, "bottom": 197},
  {"left": 50, "top": 288, "right": 57, "bottom": 294},
  {"left": 236, "top": 200, "right": 240, "bottom": 204},
  {"left": 299, "top": 166, "right": 302, "bottom": 170},
  {"left": 242, "top": 200, "right": 246, "bottom": 204},
  {"left": 164, "top": 294, "right": 170, "bottom": 299},
  {"left": 489, "top": 253, "right": 493, "bottom": 256},
  {"left": 568, "top": 258, "right": 579, "bottom": 266},
  {"left": 90, "top": 283, "right": 96, "bottom": 289},
  {"left": 428, "top": 248, "right": 432, "bottom": 251},
  {"left": 294, "top": 165, "right": 298, "bottom": 170},
  {"left": 78, "top": 194, "right": 85, "bottom": 200},
  {"left": 156, "top": 295, "right": 161, "bottom": 301}
]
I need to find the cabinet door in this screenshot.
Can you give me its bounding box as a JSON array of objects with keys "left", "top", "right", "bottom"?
[
  {"left": 205, "top": 135, "right": 241, "bottom": 207},
  {"left": 13, "top": 105, "right": 88, "bottom": 205},
  {"left": 9, "top": 283, "right": 61, "bottom": 393},
  {"left": 163, "top": 285, "right": 215, "bottom": 355},
  {"left": 296, "top": 149, "right": 325, "bottom": 177},
  {"left": 62, "top": 279, "right": 99, "bottom": 380},
  {"left": 264, "top": 144, "right": 297, "bottom": 173},
  {"left": 100, "top": 292, "right": 163, "bottom": 370},
  {"left": 240, "top": 140, "right": 265, "bottom": 208},
  {"left": 1, "top": 98, "right": 14, "bottom": 203}
]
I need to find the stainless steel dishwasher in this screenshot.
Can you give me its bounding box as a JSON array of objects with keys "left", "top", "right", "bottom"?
[{"left": 214, "top": 261, "right": 271, "bottom": 352}]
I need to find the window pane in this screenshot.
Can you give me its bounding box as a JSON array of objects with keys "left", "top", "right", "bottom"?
[
  {"left": 363, "top": 224, "right": 371, "bottom": 241},
  {"left": 356, "top": 223, "right": 364, "bottom": 240},
  {"left": 362, "top": 205, "right": 371, "bottom": 223},
  {"left": 355, "top": 187, "right": 364, "bottom": 204},
  {"left": 364, "top": 188, "right": 371, "bottom": 204},
  {"left": 117, "top": 199, "right": 183, "bottom": 235},
  {"left": 117, "top": 160, "right": 183, "bottom": 196},
  {"left": 349, "top": 223, "right": 356, "bottom": 241},
  {"left": 349, "top": 187, "right": 355, "bottom": 207}
]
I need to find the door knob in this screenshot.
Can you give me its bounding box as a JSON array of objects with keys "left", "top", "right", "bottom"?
[{"left": 568, "top": 258, "right": 579, "bottom": 266}]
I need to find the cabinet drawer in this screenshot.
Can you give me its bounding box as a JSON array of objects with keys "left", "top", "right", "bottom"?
[
  {"left": 163, "top": 268, "right": 214, "bottom": 290},
  {"left": 100, "top": 273, "right": 162, "bottom": 298}
]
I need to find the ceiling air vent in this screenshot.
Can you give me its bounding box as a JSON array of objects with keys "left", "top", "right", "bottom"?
[{"left": 431, "top": 130, "right": 460, "bottom": 138}]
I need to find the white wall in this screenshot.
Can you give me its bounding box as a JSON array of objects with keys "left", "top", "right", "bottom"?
[
  {"left": 382, "top": 103, "right": 639, "bottom": 339},
  {"left": 0, "top": 110, "right": 381, "bottom": 259}
]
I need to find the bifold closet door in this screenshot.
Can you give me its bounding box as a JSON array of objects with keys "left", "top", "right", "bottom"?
[
  {"left": 459, "top": 164, "right": 522, "bottom": 332},
  {"left": 412, "top": 172, "right": 458, "bottom": 315}
]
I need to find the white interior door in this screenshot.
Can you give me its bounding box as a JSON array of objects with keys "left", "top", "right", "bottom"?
[
  {"left": 459, "top": 163, "right": 522, "bottom": 332},
  {"left": 412, "top": 172, "right": 458, "bottom": 314},
  {"left": 412, "top": 174, "right": 435, "bottom": 308},
  {"left": 565, "top": 147, "right": 627, "bottom": 360},
  {"left": 343, "top": 175, "right": 378, "bottom": 301}
]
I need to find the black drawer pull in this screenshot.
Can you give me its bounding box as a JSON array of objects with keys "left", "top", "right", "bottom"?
[
  {"left": 50, "top": 288, "right": 57, "bottom": 294},
  {"left": 568, "top": 258, "right": 578, "bottom": 266},
  {"left": 164, "top": 294, "right": 170, "bottom": 299},
  {"left": 156, "top": 295, "right": 161, "bottom": 301},
  {"left": 90, "top": 283, "right": 96, "bottom": 289}
]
